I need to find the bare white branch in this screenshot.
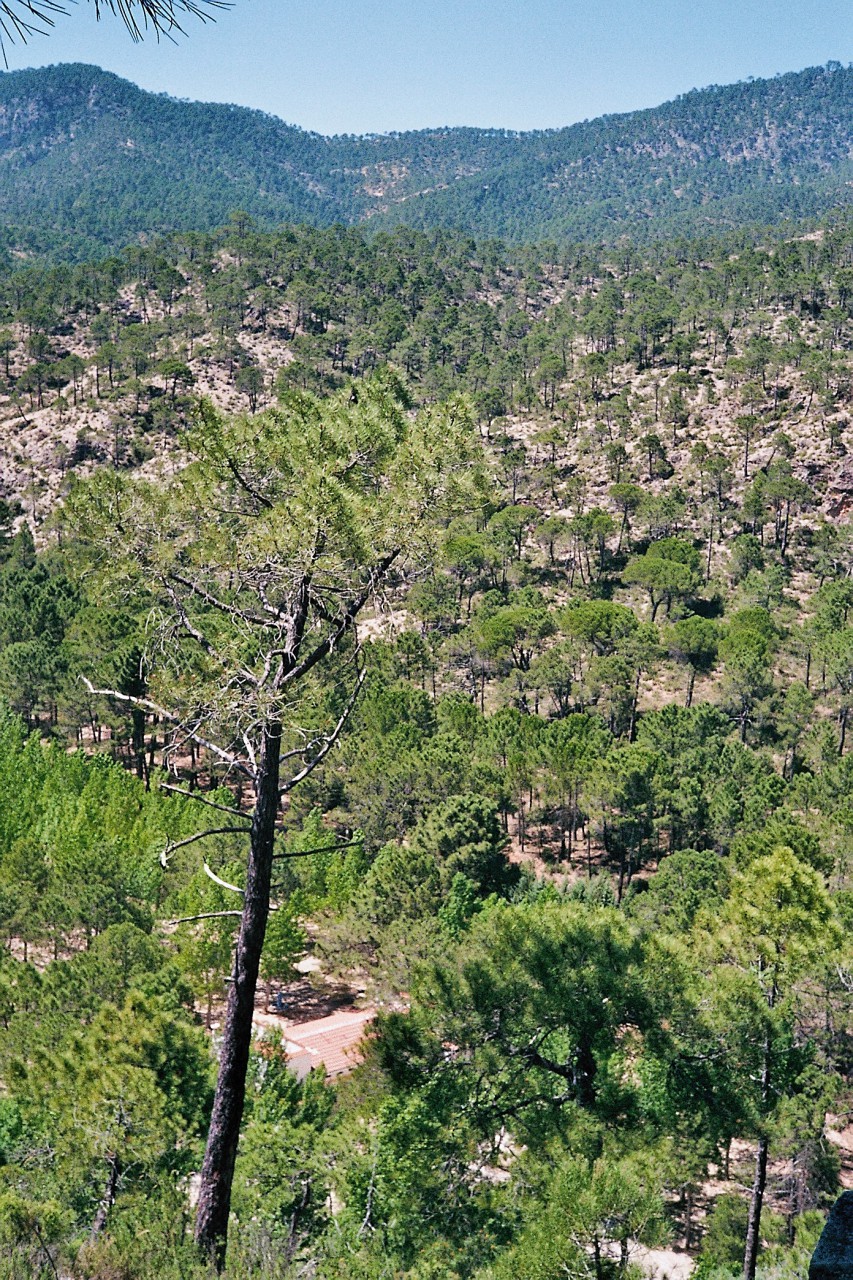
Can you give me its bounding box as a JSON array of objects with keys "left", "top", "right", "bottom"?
[
  {"left": 81, "top": 677, "right": 254, "bottom": 777},
  {"left": 203, "top": 862, "right": 245, "bottom": 895}
]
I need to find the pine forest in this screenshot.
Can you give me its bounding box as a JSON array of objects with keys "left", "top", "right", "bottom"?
[{"left": 0, "top": 27, "right": 848, "bottom": 1280}]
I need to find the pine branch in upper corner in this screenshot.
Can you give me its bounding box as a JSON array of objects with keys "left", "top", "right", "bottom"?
[{"left": 0, "top": 0, "right": 229, "bottom": 47}]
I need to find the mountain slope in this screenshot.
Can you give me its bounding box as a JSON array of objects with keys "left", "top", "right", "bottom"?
[
  {"left": 0, "top": 60, "right": 850, "bottom": 255},
  {"left": 0, "top": 63, "right": 341, "bottom": 259}
]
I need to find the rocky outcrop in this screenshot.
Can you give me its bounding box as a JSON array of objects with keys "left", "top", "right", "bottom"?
[{"left": 810, "top": 1192, "right": 853, "bottom": 1280}]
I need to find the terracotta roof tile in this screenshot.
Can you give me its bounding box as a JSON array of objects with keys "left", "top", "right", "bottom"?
[{"left": 261, "top": 1007, "right": 375, "bottom": 1079}]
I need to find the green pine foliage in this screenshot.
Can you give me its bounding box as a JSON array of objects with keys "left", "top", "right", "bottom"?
[
  {"left": 0, "top": 62, "right": 851, "bottom": 257},
  {"left": 0, "top": 200, "right": 850, "bottom": 1276}
]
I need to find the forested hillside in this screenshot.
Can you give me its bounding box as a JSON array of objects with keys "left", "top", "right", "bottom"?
[
  {"left": 0, "top": 209, "right": 849, "bottom": 1277},
  {"left": 0, "top": 60, "right": 850, "bottom": 257}
]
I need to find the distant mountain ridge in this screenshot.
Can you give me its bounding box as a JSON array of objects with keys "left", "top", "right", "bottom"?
[{"left": 0, "top": 60, "right": 850, "bottom": 256}]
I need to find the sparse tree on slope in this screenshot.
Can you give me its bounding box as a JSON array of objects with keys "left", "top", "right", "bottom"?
[{"left": 70, "top": 375, "right": 478, "bottom": 1267}]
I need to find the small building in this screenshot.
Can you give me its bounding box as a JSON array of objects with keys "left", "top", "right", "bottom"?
[{"left": 254, "top": 1007, "right": 375, "bottom": 1080}]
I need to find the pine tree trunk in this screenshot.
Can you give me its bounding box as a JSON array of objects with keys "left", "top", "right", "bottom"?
[
  {"left": 90, "top": 1155, "right": 120, "bottom": 1241},
  {"left": 744, "top": 1019, "right": 772, "bottom": 1280},
  {"left": 743, "top": 1135, "right": 769, "bottom": 1280},
  {"left": 782, "top": 501, "right": 791, "bottom": 559},
  {"left": 628, "top": 671, "right": 640, "bottom": 741},
  {"left": 194, "top": 723, "right": 282, "bottom": 1269}
]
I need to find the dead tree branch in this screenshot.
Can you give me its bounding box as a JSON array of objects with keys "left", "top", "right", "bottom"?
[
  {"left": 167, "top": 910, "right": 245, "bottom": 925},
  {"left": 158, "top": 783, "right": 248, "bottom": 817},
  {"left": 202, "top": 862, "right": 245, "bottom": 895},
  {"left": 80, "top": 678, "right": 253, "bottom": 777},
  {"left": 279, "top": 666, "right": 367, "bottom": 796},
  {"left": 158, "top": 827, "right": 249, "bottom": 868}
]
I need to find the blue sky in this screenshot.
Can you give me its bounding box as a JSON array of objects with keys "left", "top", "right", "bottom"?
[{"left": 2, "top": 0, "right": 851, "bottom": 135}]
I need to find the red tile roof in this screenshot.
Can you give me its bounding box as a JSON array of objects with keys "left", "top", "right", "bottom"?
[{"left": 270, "top": 1007, "right": 375, "bottom": 1079}]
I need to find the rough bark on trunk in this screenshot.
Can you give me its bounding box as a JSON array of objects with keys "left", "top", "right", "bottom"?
[
  {"left": 131, "top": 706, "right": 147, "bottom": 785},
  {"left": 744, "top": 1018, "right": 772, "bottom": 1280},
  {"left": 685, "top": 1183, "right": 694, "bottom": 1250},
  {"left": 782, "top": 500, "right": 791, "bottom": 559},
  {"left": 628, "top": 671, "right": 640, "bottom": 741},
  {"left": 743, "top": 1135, "right": 770, "bottom": 1280},
  {"left": 90, "top": 1156, "right": 120, "bottom": 1241},
  {"left": 194, "top": 723, "right": 282, "bottom": 1269}
]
